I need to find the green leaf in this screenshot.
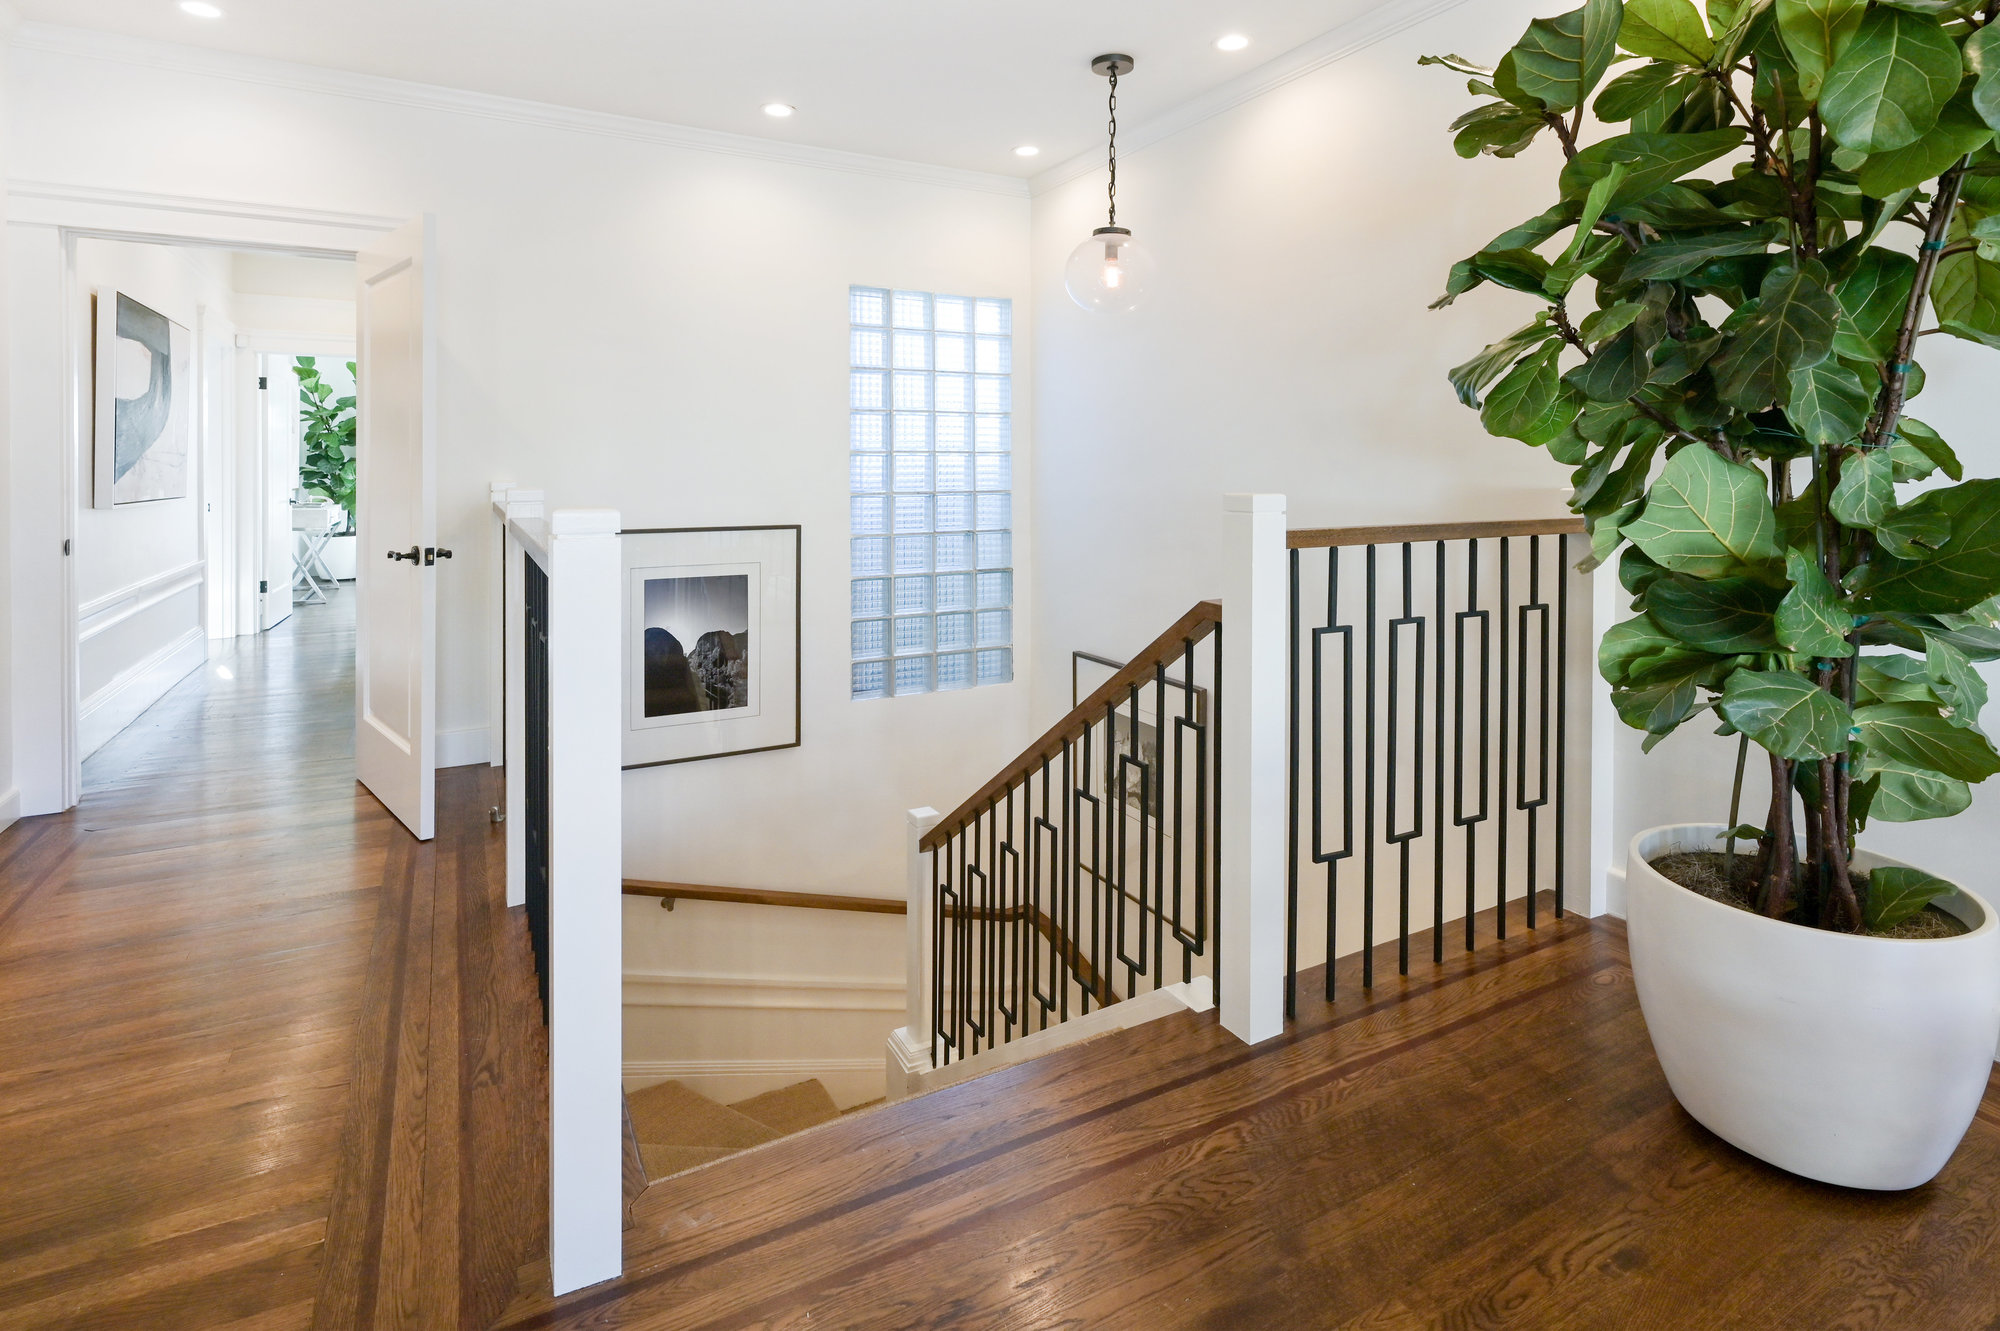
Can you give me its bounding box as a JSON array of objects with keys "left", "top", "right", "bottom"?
[
  {"left": 1482, "top": 343, "right": 1577, "bottom": 445},
  {"left": 1450, "top": 317, "right": 1557, "bottom": 408},
  {"left": 1923, "top": 630, "right": 1990, "bottom": 725},
  {"left": 1818, "top": 7, "right": 1963, "bottom": 154},
  {"left": 1419, "top": 53, "right": 1498, "bottom": 78},
  {"left": 1720, "top": 667, "right": 1853, "bottom": 760},
  {"left": 1621, "top": 224, "right": 1785, "bottom": 282},
  {"left": 1969, "top": 22, "right": 2000, "bottom": 134},
  {"left": 1559, "top": 129, "right": 1750, "bottom": 206},
  {"left": 1453, "top": 103, "right": 1549, "bottom": 158},
  {"left": 1775, "top": 0, "right": 1867, "bottom": 100},
  {"left": 1579, "top": 302, "right": 1644, "bottom": 344},
  {"left": 1620, "top": 0, "right": 1718, "bottom": 64},
  {"left": 1646, "top": 574, "right": 1786, "bottom": 651},
  {"left": 1858, "top": 653, "right": 1938, "bottom": 705},
  {"left": 1595, "top": 61, "right": 1689, "bottom": 120},
  {"left": 1853, "top": 480, "right": 2000, "bottom": 614},
  {"left": 1864, "top": 866, "right": 1958, "bottom": 929},
  {"left": 1896, "top": 417, "right": 1960, "bottom": 479},
  {"left": 1468, "top": 248, "right": 1554, "bottom": 294},
  {"left": 1933, "top": 250, "right": 2000, "bottom": 349},
  {"left": 1855, "top": 700, "right": 2000, "bottom": 781},
  {"left": 1874, "top": 502, "right": 1952, "bottom": 558},
  {"left": 1868, "top": 761, "right": 1973, "bottom": 820},
  {"left": 1711, "top": 263, "right": 1843, "bottom": 411},
  {"left": 1565, "top": 328, "right": 1653, "bottom": 401},
  {"left": 1777, "top": 548, "right": 1855, "bottom": 657},
  {"left": 1833, "top": 248, "right": 1917, "bottom": 359},
  {"left": 1624, "top": 444, "right": 1782, "bottom": 577},
  {"left": 1854, "top": 94, "right": 1997, "bottom": 199},
  {"left": 1435, "top": 203, "right": 1579, "bottom": 306},
  {"left": 1830, "top": 449, "right": 1895, "bottom": 528},
  {"left": 1785, "top": 358, "right": 1874, "bottom": 447},
  {"left": 1506, "top": 0, "right": 1625, "bottom": 112}
]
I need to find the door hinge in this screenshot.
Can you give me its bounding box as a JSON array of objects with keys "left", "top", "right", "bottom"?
[
  {"left": 259, "top": 580, "right": 269, "bottom": 594},
  {"left": 258, "top": 376, "right": 268, "bottom": 390},
  {"left": 62, "top": 539, "right": 71, "bottom": 556}
]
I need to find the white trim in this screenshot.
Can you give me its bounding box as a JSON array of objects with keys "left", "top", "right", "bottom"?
[
  {"left": 0, "top": 788, "right": 20, "bottom": 840},
  {"left": 12, "top": 23, "right": 1030, "bottom": 200},
  {"left": 77, "top": 561, "right": 207, "bottom": 643},
  {"left": 1032, "top": 0, "right": 1478, "bottom": 196},
  {"left": 623, "top": 969, "right": 903, "bottom": 1014},
  {"left": 10, "top": 180, "right": 399, "bottom": 236},
  {"left": 7, "top": 182, "right": 392, "bottom": 256},
  {"left": 235, "top": 331, "right": 356, "bottom": 357},
  {"left": 436, "top": 726, "right": 492, "bottom": 770},
  {"left": 1604, "top": 865, "right": 1629, "bottom": 921},
  {"left": 624, "top": 1057, "right": 886, "bottom": 1081},
  {"left": 79, "top": 626, "right": 208, "bottom": 760}
]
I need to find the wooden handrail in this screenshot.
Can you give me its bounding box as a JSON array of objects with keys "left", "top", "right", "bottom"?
[
  {"left": 621, "top": 880, "right": 905, "bottom": 915},
  {"left": 919, "top": 599, "right": 1224, "bottom": 853},
  {"left": 1287, "top": 516, "right": 1585, "bottom": 550}
]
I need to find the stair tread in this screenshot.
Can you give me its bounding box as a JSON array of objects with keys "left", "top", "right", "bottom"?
[
  {"left": 639, "top": 1142, "right": 737, "bottom": 1182},
  {"left": 728, "top": 1079, "right": 842, "bottom": 1135},
  {"left": 626, "top": 1079, "right": 780, "bottom": 1150}
]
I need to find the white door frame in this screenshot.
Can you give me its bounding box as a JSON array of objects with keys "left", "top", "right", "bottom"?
[{"left": 4, "top": 185, "right": 401, "bottom": 815}]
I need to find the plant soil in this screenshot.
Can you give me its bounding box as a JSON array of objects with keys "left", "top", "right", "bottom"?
[{"left": 1650, "top": 852, "right": 1970, "bottom": 940}]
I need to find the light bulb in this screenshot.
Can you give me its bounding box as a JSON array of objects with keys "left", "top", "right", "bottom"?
[{"left": 1065, "top": 228, "right": 1154, "bottom": 313}]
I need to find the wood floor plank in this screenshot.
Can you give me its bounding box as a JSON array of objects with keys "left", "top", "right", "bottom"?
[{"left": 0, "top": 597, "right": 546, "bottom": 1331}]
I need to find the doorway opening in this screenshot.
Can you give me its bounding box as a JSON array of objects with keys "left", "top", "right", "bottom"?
[{"left": 74, "top": 237, "right": 361, "bottom": 792}]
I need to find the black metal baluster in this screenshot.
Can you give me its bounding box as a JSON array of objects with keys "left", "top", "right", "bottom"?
[
  {"left": 1286, "top": 548, "right": 1301, "bottom": 1018},
  {"left": 1321, "top": 548, "right": 1354, "bottom": 1001},
  {"left": 1517, "top": 536, "right": 1551, "bottom": 930},
  {"left": 1210, "top": 624, "right": 1223, "bottom": 1006},
  {"left": 1363, "top": 545, "right": 1377, "bottom": 989},
  {"left": 1434, "top": 540, "right": 1447, "bottom": 966},
  {"left": 1457, "top": 540, "right": 1488, "bottom": 953},
  {"left": 1555, "top": 533, "right": 1571, "bottom": 918},
  {"left": 1496, "top": 538, "right": 1511, "bottom": 941},
  {"left": 1387, "top": 543, "right": 1426, "bottom": 977}
]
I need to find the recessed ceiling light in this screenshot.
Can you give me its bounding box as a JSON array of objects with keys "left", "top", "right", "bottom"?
[
  {"left": 762, "top": 103, "right": 796, "bottom": 118},
  {"left": 179, "top": 1, "right": 223, "bottom": 16},
  {"left": 1015, "top": 145, "right": 1041, "bottom": 158},
  {"left": 1216, "top": 33, "right": 1251, "bottom": 52}
]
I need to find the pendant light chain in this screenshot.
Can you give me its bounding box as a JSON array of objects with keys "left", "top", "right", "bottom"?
[{"left": 1106, "top": 65, "right": 1119, "bottom": 229}]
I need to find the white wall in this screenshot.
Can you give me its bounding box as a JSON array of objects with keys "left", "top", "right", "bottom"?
[
  {"left": 71, "top": 237, "right": 220, "bottom": 760},
  {"left": 9, "top": 31, "right": 1035, "bottom": 899}
]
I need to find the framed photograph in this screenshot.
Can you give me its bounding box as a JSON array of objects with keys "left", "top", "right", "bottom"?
[
  {"left": 622, "top": 526, "right": 801, "bottom": 768},
  {"left": 93, "top": 289, "right": 192, "bottom": 508},
  {"left": 1071, "top": 652, "right": 1208, "bottom": 820}
]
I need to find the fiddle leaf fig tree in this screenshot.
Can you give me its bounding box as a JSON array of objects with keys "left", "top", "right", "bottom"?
[
  {"left": 295, "top": 356, "right": 357, "bottom": 531},
  {"left": 1431, "top": 0, "right": 2000, "bottom": 932}
]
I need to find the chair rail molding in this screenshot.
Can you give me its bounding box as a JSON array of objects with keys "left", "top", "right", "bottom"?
[{"left": 77, "top": 560, "right": 207, "bottom": 643}]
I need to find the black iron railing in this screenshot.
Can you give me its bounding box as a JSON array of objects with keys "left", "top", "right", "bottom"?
[
  {"left": 523, "top": 551, "right": 553, "bottom": 1021},
  {"left": 921, "top": 602, "right": 1223, "bottom": 1066},
  {"left": 1286, "top": 519, "right": 1584, "bottom": 1011}
]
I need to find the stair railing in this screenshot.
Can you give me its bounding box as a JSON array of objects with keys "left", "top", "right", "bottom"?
[
  {"left": 491, "top": 484, "right": 624, "bottom": 1298},
  {"left": 1284, "top": 516, "right": 1589, "bottom": 1012},
  {"left": 891, "top": 600, "right": 1225, "bottom": 1085}
]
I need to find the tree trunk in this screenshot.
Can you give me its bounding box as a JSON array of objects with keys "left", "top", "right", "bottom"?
[
  {"left": 1820, "top": 757, "right": 1863, "bottom": 931},
  {"left": 1761, "top": 755, "right": 1797, "bottom": 918}
]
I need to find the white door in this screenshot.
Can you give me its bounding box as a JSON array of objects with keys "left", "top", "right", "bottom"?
[
  {"left": 259, "top": 356, "right": 296, "bottom": 631},
  {"left": 354, "top": 216, "right": 438, "bottom": 840}
]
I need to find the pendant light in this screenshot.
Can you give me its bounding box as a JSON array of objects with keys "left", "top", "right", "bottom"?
[{"left": 1065, "top": 54, "right": 1154, "bottom": 313}]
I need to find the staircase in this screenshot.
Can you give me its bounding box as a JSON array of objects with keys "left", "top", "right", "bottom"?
[{"left": 625, "top": 1078, "right": 848, "bottom": 1183}]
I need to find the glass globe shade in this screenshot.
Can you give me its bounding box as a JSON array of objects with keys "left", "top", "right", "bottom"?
[{"left": 1065, "top": 228, "right": 1154, "bottom": 313}]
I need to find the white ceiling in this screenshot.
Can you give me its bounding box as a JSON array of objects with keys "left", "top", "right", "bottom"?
[{"left": 17, "top": 0, "right": 1385, "bottom": 175}]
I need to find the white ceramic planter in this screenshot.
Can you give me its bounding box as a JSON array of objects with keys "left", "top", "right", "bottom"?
[{"left": 1627, "top": 824, "right": 2000, "bottom": 1190}]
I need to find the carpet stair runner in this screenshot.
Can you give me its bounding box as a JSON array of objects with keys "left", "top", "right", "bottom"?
[{"left": 626, "top": 1078, "right": 844, "bottom": 1183}]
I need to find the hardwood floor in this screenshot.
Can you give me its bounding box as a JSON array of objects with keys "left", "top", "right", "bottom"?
[
  {"left": 0, "top": 599, "right": 546, "bottom": 1331},
  {"left": 497, "top": 900, "right": 2000, "bottom": 1331}
]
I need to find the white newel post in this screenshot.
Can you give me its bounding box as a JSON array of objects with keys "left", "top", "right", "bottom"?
[
  {"left": 1221, "top": 494, "right": 1288, "bottom": 1046},
  {"left": 886, "top": 806, "right": 942, "bottom": 1100},
  {"left": 545, "top": 507, "right": 624, "bottom": 1296},
  {"left": 498, "top": 488, "right": 544, "bottom": 910}
]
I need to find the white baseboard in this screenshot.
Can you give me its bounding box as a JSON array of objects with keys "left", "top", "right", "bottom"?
[
  {"left": 1604, "top": 865, "right": 1629, "bottom": 920},
  {"left": 623, "top": 1057, "right": 887, "bottom": 1111},
  {"left": 79, "top": 627, "right": 208, "bottom": 760},
  {"left": 624, "top": 969, "right": 902, "bottom": 1013},
  {"left": 437, "top": 726, "right": 491, "bottom": 769},
  {"left": 0, "top": 787, "right": 20, "bottom": 839}
]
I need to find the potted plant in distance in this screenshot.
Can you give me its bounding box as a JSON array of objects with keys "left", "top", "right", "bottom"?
[
  {"left": 296, "top": 356, "right": 358, "bottom": 581},
  {"left": 1431, "top": 0, "right": 2000, "bottom": 1189}
]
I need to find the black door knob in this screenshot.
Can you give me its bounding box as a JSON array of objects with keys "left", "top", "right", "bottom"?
[{"left": 387, "top": 546, "right": 419, "bottom": 562}]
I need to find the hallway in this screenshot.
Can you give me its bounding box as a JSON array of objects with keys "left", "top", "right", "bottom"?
[{"left": 0, "top": 601, "right": 547, "bottom": 1330}]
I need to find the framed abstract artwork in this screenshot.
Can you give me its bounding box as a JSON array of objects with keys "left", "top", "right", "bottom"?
[
  {"left": 93, "top": 289, "right": 192, "bottom": 508},
  {"left": 621, "top": 525, "right": 802, "bottom": 768}
]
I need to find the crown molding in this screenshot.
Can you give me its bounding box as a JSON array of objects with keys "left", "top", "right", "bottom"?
[
  {"left": 1030, "top": 0, "right": 1476, "bottom": 197},
  {"left": 13, "top": 22, "right": 1031, "bottom": 200},
  {"left": 9, "top": 179, "right": 403, "bottom": 232}
]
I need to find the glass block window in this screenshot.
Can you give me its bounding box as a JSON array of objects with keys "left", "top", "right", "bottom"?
[{"left": 851, "top": 286, "right": 1014, "bottom": 699}]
